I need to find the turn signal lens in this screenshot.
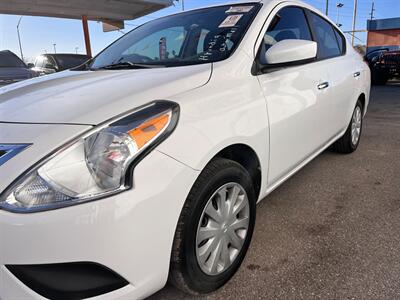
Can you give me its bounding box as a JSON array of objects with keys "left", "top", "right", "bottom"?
[{"left": 128, "top": 113, "right": 170, "bottom": 150}]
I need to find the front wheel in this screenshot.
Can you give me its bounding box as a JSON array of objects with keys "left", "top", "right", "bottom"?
[
  {"left": 169, "top": 158, "right": 256, "bottom": 295},
  {"left": 333, "top": 100, "right": 364, "bottom": 154}
]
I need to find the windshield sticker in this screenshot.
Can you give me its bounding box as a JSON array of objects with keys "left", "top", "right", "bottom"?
[
  {"left": 226, "top": 6, "right": 254, "bottom": 13},
  {"left": 219, "top": 15, "right": 243, "bottom": 28}
]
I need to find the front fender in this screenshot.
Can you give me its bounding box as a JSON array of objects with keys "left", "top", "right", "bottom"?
[{"left": 157, "top": 58, "right": 270, "bottom": 198}]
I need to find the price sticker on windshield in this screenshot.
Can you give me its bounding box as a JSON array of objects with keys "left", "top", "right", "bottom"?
[
  {"left": 219, "top": 15, "right": 243, "bottom": 28},
  {"left": 226, "top": 6, "right": 254, "bottom": 13}
]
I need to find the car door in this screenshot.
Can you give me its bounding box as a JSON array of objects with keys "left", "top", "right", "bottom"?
[
  {"left": 307, "top": 11, "right": 355, "bottom": 135},
  {"left": 255, "top": 5, "right": 334, "bottom": 187}
]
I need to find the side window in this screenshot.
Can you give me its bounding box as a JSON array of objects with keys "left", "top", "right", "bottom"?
[
  {"left": 48, "top": 56, "right": 57, "bottom": 68},
  {"left": 263, "top": 7, "right": 312, "bottom": 51},
  {"left": 42, "top": 57, "right": 53, "bottom": 69},
  {"left": 309, "top": 12, "right": 341, "bottom": 59},
  {"left": 333, "top": 28, "right": 346, "bottom": 54}
]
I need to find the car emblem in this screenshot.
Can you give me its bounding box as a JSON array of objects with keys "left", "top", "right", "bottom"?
[{"left": 0, "top": 144, "right": 31, "bottom": 166}]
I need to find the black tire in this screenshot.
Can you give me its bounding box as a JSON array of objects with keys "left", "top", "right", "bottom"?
[
  {"left": 333, "top": 100, "right": 363, "bottom": 154},
  {"left": 169, "top": 158, "right": 256, "bottom": 295}
]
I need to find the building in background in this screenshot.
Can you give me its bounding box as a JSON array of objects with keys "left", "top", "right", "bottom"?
[{"left": 367, "top": 17, "right": 400, "bottom": 53}]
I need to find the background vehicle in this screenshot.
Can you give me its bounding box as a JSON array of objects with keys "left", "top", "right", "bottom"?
[
  {"left": 366, "top": 49, "right": 400, "bottom": 85},
  {"left": 32, "top": 53, "right": 90, "bottom": 76},
  {"left": 0, "top": 1, "right": 370, "bottom": 299},
  {"left": 0, "top": 50, "right": 37, "bottom": 86}
]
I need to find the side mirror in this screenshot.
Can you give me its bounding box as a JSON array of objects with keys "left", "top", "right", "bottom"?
[
  {"left": 263, "top": 39, "right": 317, "bottom": 66},
  {"left": 27, "top": 63, "right": 34, "bottom": 69}
]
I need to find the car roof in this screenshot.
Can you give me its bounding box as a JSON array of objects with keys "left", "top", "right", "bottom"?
[
  {"left": 211, "top": 0, "right": 263, "bottom": 4},
  {"left": 0, "top": 50, "right": 27, "bottom": 67},
  {"left": 158, "top": 0, "right": 308, "bottom": 17},
  {"left": 0, "top": 50, "right": 24, "bottom": 60},
  {"left": 182, "top": 0, "right": 262, "bottom": 10},
  {"left": 0, "top": 50, "right": 17, "bottom": 55}
]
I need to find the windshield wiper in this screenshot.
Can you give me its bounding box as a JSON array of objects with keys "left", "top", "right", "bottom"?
[{"left": 96, "top": 62, "right": 165, "bottom": 70}]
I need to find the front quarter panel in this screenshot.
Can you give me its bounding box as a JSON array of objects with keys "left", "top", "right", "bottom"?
[{"left": 157, "top": 52, "right": 270, "bottom": 200}]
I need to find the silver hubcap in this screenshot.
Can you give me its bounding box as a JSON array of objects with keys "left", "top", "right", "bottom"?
[
  {"left": 351, "top": 106, "right": 362, "bottom": 146},
  {"left": 196, "top": 183, "right": 250, "bottom": 276}
]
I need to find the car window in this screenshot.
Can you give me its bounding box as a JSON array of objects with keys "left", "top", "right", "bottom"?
[
  {"left": 90, "top": 4, "right": 261, "bottom": 69},
  {"left": 333, "top": 28, "right": 346, "bottom": 54},
  {"left": 55, "top": 56, "right": 88, "bottom": 69},
  {"left": 309, "top": 12, "right": 341, "bottom": 59},
  {"left": 122, "top": 26, "right": 186, "bottom": 61},
  {"left": 197, "top": 29, "right": 211, "bottom": 55},
  {"left": 0, "top": 51, "right": 26, "bottom": 68},
  {"left": 263, "top": 7, "right": 312, "bottom": 52},
  {"left": 42, "top": 56, "right": 54, "bottom": 69}
]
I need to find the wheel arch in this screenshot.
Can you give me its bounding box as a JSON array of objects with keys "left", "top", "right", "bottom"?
[
  {"left": 212, "top": 143, "right": 262, "bottom": 200},
  {"left": 358, "top": 93, "right": 366, "bottom": 115}
]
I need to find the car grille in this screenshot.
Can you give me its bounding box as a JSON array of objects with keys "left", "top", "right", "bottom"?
[
  {"left": 382, "top": 53, "right": 400, "bottom": 66},
  {"left": 0, "top": 144, "right": 31, "bottom": 166}
]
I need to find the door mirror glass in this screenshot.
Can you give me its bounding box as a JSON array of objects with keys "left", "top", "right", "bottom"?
[
  {"left": 27, "top": 63, "right": 34, "bottom": 69},
  {"left": 263, "top": 39, "right": 317, "bottom": 66}
]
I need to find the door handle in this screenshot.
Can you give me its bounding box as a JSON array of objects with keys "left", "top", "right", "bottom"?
[
  {"left": 354, "top": 71, "right": 361, "bottom": 78},
  {"left": 317, "top": 82, "right": 329, "bottom": 90}
]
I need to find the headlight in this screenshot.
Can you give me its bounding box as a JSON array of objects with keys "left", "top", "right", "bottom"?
[{"left": 0, "top": 101, "right": 179, "bottom": 213}]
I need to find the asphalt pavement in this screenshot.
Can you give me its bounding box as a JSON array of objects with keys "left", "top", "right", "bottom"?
[{"left": 150, "top": 82, "right": 400, "bottom": 300}]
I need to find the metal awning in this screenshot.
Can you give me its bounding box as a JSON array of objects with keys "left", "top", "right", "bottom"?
[
  {"left": 0, "top": 0, "right": 173, "bottom": 58},
  {"left": 0, "top": 0, "right": 173, "bottom": 21}
]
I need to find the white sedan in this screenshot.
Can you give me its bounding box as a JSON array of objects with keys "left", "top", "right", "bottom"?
[{"left": 0, "top": 0, "right": 370, "bottom": 299}]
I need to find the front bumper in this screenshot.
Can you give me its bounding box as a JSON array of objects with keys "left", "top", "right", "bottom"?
[{"left": 0, "top": 150, "right": 199, "bottom": 299}]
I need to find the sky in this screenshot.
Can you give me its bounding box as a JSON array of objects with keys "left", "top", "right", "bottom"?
[{"left": 1, "top": 0, "right": 399, "bottom": 62}]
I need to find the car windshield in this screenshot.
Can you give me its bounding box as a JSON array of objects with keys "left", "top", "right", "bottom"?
[
  {"left": 0, "top": 51, "right": 26, "bottom": 68},
  {"left": 90, "top": 3, "right": 261, "bottom": 70},
  {"left": 56, "top": 55, "right": 89, "bottom": 69}
]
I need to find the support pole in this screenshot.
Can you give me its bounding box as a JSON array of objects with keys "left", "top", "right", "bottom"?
[
  {"left": 17, "top": 16, "right": 24, "bottom": 61},
  {"left": 325, "top": 0, "right": 329, "bottom": 16},
  {"left": 351, "top": 0, "right": 358, "bottom": 46},
  {"left": 82, "top": 15, "right": 92, "bottom": 58},
  {"left": 369, "top": 1, "right": 375, "bottom": 20}
]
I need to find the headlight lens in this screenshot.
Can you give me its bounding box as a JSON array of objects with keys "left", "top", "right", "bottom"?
[{"left": 0, "top": 101, "right": 179, "bottom": 213}]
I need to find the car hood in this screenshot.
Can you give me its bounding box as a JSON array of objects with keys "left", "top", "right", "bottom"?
[{"left": 0, "top": 64, "right": 211, "bottom": 125}]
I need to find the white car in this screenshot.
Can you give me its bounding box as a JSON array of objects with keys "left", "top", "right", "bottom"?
[{"left": 0, "top": 0, "right": 370, "bottom": 299}]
